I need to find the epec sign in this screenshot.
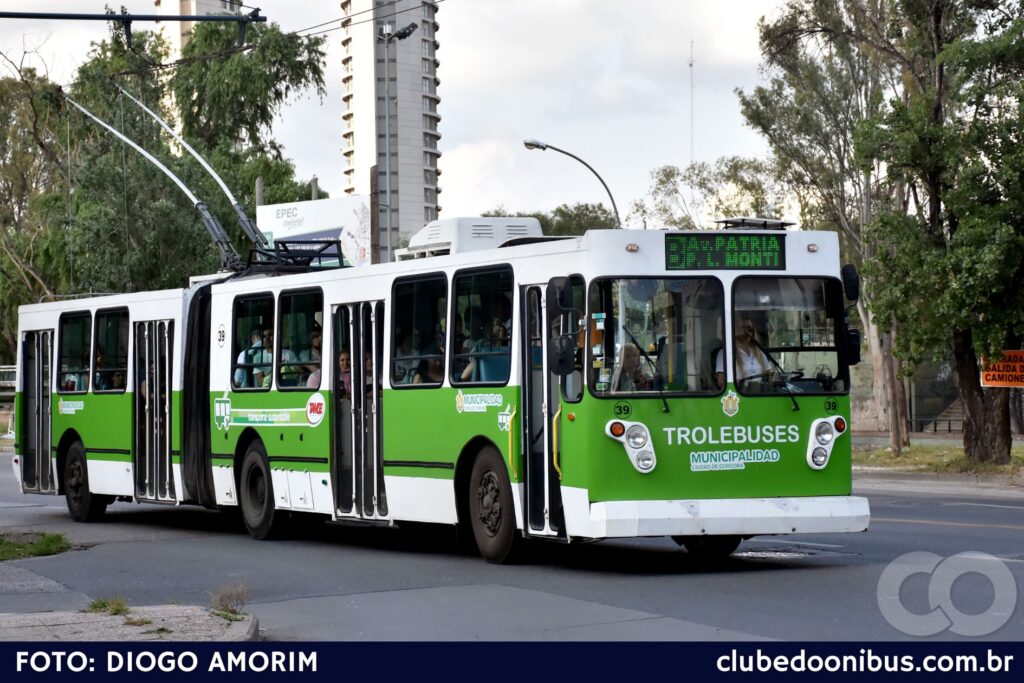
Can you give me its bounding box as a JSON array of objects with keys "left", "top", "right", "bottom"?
[
  {"left": 980, "top": 350, "right": 1024, "bottom": 388},
  {"left": 275, "top": 207, "right": 301, "bottom": 220}
]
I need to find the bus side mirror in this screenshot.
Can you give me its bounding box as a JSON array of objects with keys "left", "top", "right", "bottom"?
[
  {"left": 546, "top": 277, "right": 573, "bottom": 317},
  {"left": 548, "top": 335, "right": 576, "bottom": 376},
  {"left": 846, "top": 327, "right": 861, "bottom": 366},
  {"left": 841, "top": 264, "right": 860, "bottom": 303}
]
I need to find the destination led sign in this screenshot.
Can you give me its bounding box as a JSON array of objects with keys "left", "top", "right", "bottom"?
[{"left": 665, "top": 233, "right": 786, "bottom": 271}]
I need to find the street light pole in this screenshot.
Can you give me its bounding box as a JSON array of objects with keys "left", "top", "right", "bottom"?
[
  {"left": 378, "top": 21, "right": 418, "bottom": 263},
  {"left": 523, "top": 138, "right": 622, "bottom": 228}
]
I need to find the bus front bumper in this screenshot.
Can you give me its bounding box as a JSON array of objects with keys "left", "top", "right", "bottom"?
[{"left": 561, "top": 489, "right": 870, "bottom": 539}]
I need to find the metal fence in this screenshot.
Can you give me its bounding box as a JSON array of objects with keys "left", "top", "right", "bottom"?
[{"left": 911, "top": 418, "right": 964, "bottom": 434}]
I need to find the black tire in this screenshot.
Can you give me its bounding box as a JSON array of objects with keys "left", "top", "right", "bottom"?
[
  {"left": 468, "top": 446, "right": 519, "bottom": 563},
  {"left": 238, "top": 440, "right": 284, "bottom": 540},
  {"left": 64, "top": 441, "right": 108, "bottom": 522},
  {"left": 674, "top": 535, "right": 742, "bottom": 559}
]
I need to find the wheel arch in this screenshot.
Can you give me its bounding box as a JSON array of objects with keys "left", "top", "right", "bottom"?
[
  {"left": 233, "top": 427, "right": 262, "bottom": 489},
  {"left": 54, "top": 428, "right": 84, "bottom": 495},
  {"left": 454, "top": 435, "right": 514, "bottom": 529}
]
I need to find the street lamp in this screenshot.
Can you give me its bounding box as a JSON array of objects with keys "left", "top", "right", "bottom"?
[
  {"left": 378, "top": 21, "right": 419, "bottom": 262},
  {"left": 523, "top": 138, "right": 622, "bottom": 228}
]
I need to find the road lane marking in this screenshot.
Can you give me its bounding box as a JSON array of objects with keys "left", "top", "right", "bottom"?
[
  {"left": 946, "top": 502, "right": 1024, "bottom": 511},
  {"left": 747, "top": 539, "right": 844, "bottom": 549},
  {"left": 873, "top": 517, "right": 1024, "bottom": 532}
]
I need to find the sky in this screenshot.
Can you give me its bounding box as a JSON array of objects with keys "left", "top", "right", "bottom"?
[{"left": 0, "top": 0, "right": 787, "bottom": 227}]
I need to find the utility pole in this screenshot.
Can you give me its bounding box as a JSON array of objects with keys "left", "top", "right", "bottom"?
[{"left": 688, "top": 40, "right": 695, "bottom": 166}]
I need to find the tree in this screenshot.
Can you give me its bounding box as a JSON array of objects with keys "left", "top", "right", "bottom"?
[
  {"left": 773, "top": 0, "right": 1024, "bottom": 463},
  {"left": 483, "top": 202, "right": 615, "bottom": 236},
  {"left": 0, "top": 20, "right": 327, "bottom": 362},
  {"left": 630, "top": 156, "right": 791, "bottom": 229},
  {"left": 737, "top": 0, "right": 910, "bottom": 450},
  {"left": 172, "top": 21, "right": 326, "bottom": 153}
]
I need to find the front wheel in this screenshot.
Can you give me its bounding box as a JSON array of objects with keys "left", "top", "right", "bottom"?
[
  {"left": 239, "top": 440, "right": 284, "bottom": 540},
  {"left": 468, "top": 446, "right": 519, "bottom": 563},
  {"left": 674, "top": 535, "right": 741, "bottom": 559},
  {"left": 64, "top": 441, "right": 108, "bottom": 522}
]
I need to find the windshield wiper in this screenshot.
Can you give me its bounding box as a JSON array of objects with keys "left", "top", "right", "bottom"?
[
  {"left": 752, "top": 339, "right": 799, "bottom": 412},
  {"left": 622, "top": 324, "right": 669, "bottom": 414}
]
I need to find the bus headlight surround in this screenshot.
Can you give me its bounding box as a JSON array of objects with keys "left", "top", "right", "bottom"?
[
  {"left": 626, "top": 425, "right": 648, "bottom": 449},
  {"left": 815, "top": 421, "right": 835, "bottom": 445},
  {"left": 605, "top": 420, "right": 656, "bottom": 474}
]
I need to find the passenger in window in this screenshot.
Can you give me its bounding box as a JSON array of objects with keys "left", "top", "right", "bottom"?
[
  {"left": 300, "top": 324, "right": 322, "bottom": 381},
  {"left": 613, "top": 343, "right": 650, "bottom": 391},
  {"left": 715, "top": 314, "right": 770, "bottom": 387},
  {"left": 111, "top": 371, "right": 125, "bottom": 390},
  {"left": 493, "top": 294, "right": 512, "bottom": 342},
  {"left": 278, "top": 331, "right": 301, "bottom": 386},
  {"left": 331, "top": 350, "right": 351, "bottom": 397},
  {"left": 393, "top": 328, "right": 418, "bottom": 384},
  {"left": 93, "top": 347, "right": 111, "bottom": 391},
  {"left": 255, "top": 329, "right": 275, "bottom": 388},
  {"left": 413, "top": 346, "right": 444, "bottom": 384},
  {"left": 234, "top": 329, "right": 263, "bottom": 388}
]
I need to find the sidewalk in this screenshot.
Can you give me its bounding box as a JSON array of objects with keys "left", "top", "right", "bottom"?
[{"left": 0, "top": 605, "right": 258, "bottom": 641}]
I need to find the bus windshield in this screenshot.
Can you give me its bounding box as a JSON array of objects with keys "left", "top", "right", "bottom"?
[
  {"left": 588, "top": 277, "right": 724, "bottom": 397},
  {"left": 732, "top": 276, "right": 848, "bottom": 395}
]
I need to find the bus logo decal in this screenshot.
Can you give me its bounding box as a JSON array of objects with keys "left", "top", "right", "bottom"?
[
  {"left": 455, "top": 390, "right": 504, "bottom": 414},
  {"left": 721, "top": 390, "right": 740, "bottom": 417},
  {"left": 58, "top": 399, "right": 84, "bottom": 416},
  {"left": 306, "top": 392, "right": 326, "bottom": 427},
  {"left": 497, "top": 404, "right": 512, "bottom": 431},
  {"left": 214, "top": 394, "right": 232, "bottom": 431}
]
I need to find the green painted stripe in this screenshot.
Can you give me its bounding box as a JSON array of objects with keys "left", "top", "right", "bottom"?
[{"left": 383, "top": 460, "right": 454, "bottom": 470}]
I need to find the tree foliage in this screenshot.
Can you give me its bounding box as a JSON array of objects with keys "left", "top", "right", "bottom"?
[
  {"left": 0, "top": 21, "right": 327, "bottom": 362},
  {"left": 630, "top": 156, "right": 791, "bottom": 229},
  {"left": 768, "top": 0, "right": 1024, "bottom": 463},
  {"left": 483, "top": 202, "right": 616, "bottom": 236}
]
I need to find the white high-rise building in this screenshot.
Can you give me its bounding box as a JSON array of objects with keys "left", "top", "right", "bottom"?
[
  {"left": 154, "top": 0, "right": 242, "bottom": 61},
  {"left": 341, "top": 0, "right": 441, "bottom": 262}
]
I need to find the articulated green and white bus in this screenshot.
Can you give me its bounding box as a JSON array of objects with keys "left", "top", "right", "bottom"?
[{"left": 13, "top": 216, "right": 869, "bottom": 562}]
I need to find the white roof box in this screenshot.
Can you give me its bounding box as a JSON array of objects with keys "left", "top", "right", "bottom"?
[{"left": 395, "top": 217, "right": 544, "bottom": 260}]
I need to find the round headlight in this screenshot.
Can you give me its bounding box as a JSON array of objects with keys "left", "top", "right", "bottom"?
[
  {"left": 625, "top": 425, "right": 648, "bottom": 449},
  {"left": 815, "top": 421, "right": 835, "bottom": 445},
  {"left": 811, "top": 447, "right": 828, "bottom": 468},
  {"left": 635, "top": 450, "right": 655, "bottom": 471}
]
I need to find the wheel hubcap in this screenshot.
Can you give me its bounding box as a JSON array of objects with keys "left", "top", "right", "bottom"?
[
  {"left": 247, "top": 468, "right": 266, "bottom": 515},
  {"left": 67, "top": 461, "right": 84, "bottom": 505},
  {"left": 476, "top": 470, "right": 502, "bottom": 536}
]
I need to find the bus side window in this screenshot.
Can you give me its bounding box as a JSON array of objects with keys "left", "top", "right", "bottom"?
[
  {"left": 231, "top": 294, "right": 274, "bottom": 391},
  {"left": 451, "top": 267, "right": 513, "bottom": 386},
  {"left": 278, "top": 289, "right": 323, "bottom": 390},
  {"left": 392, "top": 274, "right": 447, "bottom": 387},
  {"left": 94, "top": 309, "right": 129, "bottom": 393},
  {"left": 58, "top": 311, "right": 91, "bottom": 393}
]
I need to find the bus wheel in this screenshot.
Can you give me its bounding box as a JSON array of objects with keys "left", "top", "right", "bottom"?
[
  {"left": 674, "top": 535, "right": 741, "bottom": 559},
  {"left": 64, "top": 441, "right": 108, "bottom": 523},
  {"left": 468, "top": 446, "right": 518, "bottom": 563},
  {"left": 239, "top": 441, "right": 282, "bottom": 540}
]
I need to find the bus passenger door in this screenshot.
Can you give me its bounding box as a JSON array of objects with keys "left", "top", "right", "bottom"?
[
  {"left": 332, "top": 301, "right": 387, "bottom": 520},
  {"left": 520, "top": 286, "right": 565, "bottom": 537},
  {"left": 133, "top": 320, "right": 176, "bottom": 503},
  {"left": 20, "top": 330, "right": 55, "bottom": 494}
]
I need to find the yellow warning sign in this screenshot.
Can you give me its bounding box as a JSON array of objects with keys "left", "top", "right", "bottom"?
[{"left": 980, "top": 350, "right": 1024, "bottom": 387}]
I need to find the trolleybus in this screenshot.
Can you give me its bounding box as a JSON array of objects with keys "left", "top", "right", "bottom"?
[{"left": 13, "top": 216, "right": 869, "bottom": 562}]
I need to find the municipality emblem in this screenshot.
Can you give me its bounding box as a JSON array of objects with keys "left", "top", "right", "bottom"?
[
  {"left": 497, "top": 404, "right": 512, "bottom": 432},
  {"left": 721, "top": 390, "right": 740, "bottom": 417}
]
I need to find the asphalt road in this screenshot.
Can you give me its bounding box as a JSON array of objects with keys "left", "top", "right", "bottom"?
[{"left": 1, "top": 450, "right": 1022, "bottom": 641}]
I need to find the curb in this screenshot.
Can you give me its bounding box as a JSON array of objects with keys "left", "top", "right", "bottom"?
[{"left": 217, "top": 614, "right": 260, "bottom": 641}]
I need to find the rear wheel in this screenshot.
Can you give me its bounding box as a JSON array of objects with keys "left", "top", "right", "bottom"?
[
  {"left": 239, "top": 440, "right": 284, "bottom": 540},
  {"left": 674, "top": 535, "right": 741, "bottom": 559},
  {"left": 64, "top": 441, "right": 108, "bottom": 522},
  {"left": 468, "top": 446, "right": 518, "bottom": 563}
]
